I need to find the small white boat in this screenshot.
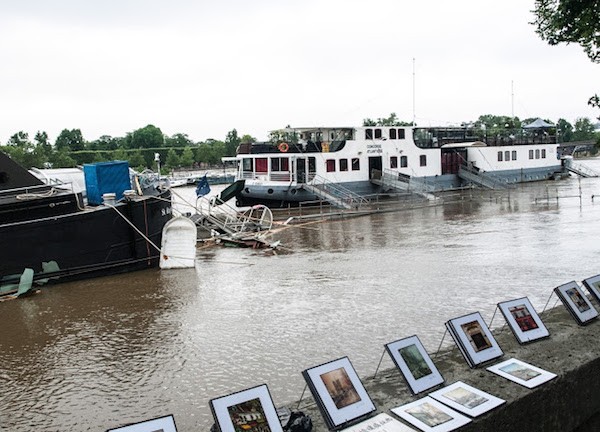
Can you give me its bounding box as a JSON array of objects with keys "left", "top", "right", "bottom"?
[{"left": 159, "top": 216, "right": 197, "bottom": 269}]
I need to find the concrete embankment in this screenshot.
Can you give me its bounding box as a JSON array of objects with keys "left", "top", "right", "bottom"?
[{"left": 298, "top": 303, "right": 600, "bottom": 431}]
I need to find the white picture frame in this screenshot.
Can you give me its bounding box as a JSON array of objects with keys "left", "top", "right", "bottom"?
[
  {"left": 497, "top": 297, "right": 549, "bottom": 344},
  {"left": 106, "top": 414, "right": 177, "bottom": 432},
  {"left": 554, "top": 281, "right": 598, "bottom": 325},
  {"left": 302, "top": 356, "right": 376, "bottom": 430},
  {"left": 582, "top": 274, "right": 600, "bottom": 304},
  {"left": 209, "top": 384, "right": 283, "bottom": 432},
  {"left": 428, "top": 381, "right": 505, "bottom": 417},
  {"left": 486, "top": 358, "right": 557, "bottom": 389},
  {"left": 391, "top": 396, "right": 471, "bottom": 432},
  {"left": 385, "top": 335, "right": 444, "bottom": 394},
  {"left": 445, "top": 312, "right": 503, "bottom": 368},
  {"left": 342, "top": 413, "right": 417, "bottom": 432}
]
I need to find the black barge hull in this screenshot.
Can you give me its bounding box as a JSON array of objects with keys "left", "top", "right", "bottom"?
[{"left": 0, "top": 191, "right": 172, "bottom": 285}]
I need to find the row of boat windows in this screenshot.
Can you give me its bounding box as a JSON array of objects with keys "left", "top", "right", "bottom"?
[
  {"left": 326, "top": 155, "right": 427, "bottom": 172},
  {"left": 498, "top": 149, "right": 547, "bottom": 162},
  {"left": 364, "top": 128, "right": 406, "bottom": 140},
  {"left": 242, "top": 155, "right": 428, "bottom": 174}
]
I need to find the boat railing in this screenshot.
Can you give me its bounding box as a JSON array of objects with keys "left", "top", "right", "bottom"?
[
  {"left": 306, "top": 174, "right": 370, "bottom": 209},
  {"left": 0, "top": 182, "right": 75, "bottom": 198},
  {"left": 380, "top": 169, "right": 436, "bottom": 196},
  {"left": 458, "top": 163, "right": 513, "bottom": 189}
]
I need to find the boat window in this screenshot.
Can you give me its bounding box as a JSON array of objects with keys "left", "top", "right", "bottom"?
[
  {"left": 390, "top": 156, "right": 398, "bottom": 168},
  {"left": 400, "top": 156, "right": 408, "bottom": 168},
  {"left": 542, "top": 149, "right": 546, "bottom": 158},
  {"left": 365, "top": 129, "right": 373, "bottom": 140},
  {"left": 271, "top": 157, "right": 289, "bottom": 172},
  {"left": 420, "top": 155, "right": 427, "bottom": 167},
  {"left": 535, "top": 149, "right": 540, "bottom": 159},
  {"left": 242, "top": 158, "right": 252, "bottom": 172},
  {"left": 529, "top": 149, "right": 534, "bottom": 159},
  {"left": 271, "top": 158, "right": 280, "bottom": 171},
  {"left": 340, "top": 159, "right": 348, "bottom": 171},
  {"left": 326, "top": 159, "right": 335, "bottom": 172},
  {"left": 255, "top": 158, "right": 268, "bottom": 173},
  {"left": 390, "top": 129, "right": 397, "bottom": 140},
  {"left": 374, "top": 129, "right": 382, "bottom": 139},
  {"left": 498, "top": 151, "right": 503, "bottom": 162},
  {"left": 505, "top": 151, "right": 510, "bottom": 161},
  {"left": 398, "top": 128, "right": 405, "bottom": 139},
  {"left": 351, "top": 158, "right": 360, "bottom": 171},
  {"left": 308, "top": 157, "right": 316, "bottom": 173},
  {"left": 512, "top": 150, "right": 517, "bottom": 161}
]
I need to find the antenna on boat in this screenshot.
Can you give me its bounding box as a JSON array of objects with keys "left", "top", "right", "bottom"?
[
  {"left": 511, "top": 80, "right": 514, "bottom": 119},
  {"left": 412, "top": 57, "right": 416, "bottom": 126}
]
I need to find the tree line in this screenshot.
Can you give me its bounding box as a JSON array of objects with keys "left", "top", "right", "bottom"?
[
  {"left": 1, "top": 115, "right": 598, "bottom": 171},
  {"left": 0, "top": 125, "right": 256, "bottom": 172}
]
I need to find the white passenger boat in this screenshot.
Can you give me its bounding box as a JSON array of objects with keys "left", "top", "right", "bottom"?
[{"left": 223, "top": 124, "right": 563, "bottom": 207}]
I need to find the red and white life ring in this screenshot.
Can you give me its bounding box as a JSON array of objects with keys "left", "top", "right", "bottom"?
[{"left": 278, "top": 142, "right": 289, "bottom": 152}]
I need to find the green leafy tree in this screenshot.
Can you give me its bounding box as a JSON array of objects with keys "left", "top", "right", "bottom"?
[
  {"left": 532, "top": 0, "right": 600, "bottom": 118},
  {"left": 532, "top": 0, "right": 600, "bottom": 62},
  {"left": 225, "top": 129, "right": 241, "bottom": 156},
  {"left": 129, "top": 149, "right": 147, "bottom": 169},
  {"left": 572, "top": 117, "right": 597, "bottom": 141},
  {"left": 557, "top": 118, "right": 574, "bottom": 142},
  {"left": 34, "top": 131, "right": 52, "bottom": 156},
  {"left": 363, "top": 113, "right": 413, "bottom": 127},
  {"left": 180, "top": 147, "right": 195, "bottom": 167},
  {"left": 55, "top": 129, "right": 85, "bottom": 151},
  {"left": 165, "top": 148, "right": 180, "bottom": 171},
  {"left": 4, "top": 132, "right": 46, "bottom": 168},
  {"left": 48, "top": 149, "right": 76, "bottom": 168},
  {"left": 7, "top": 131, "right": 30, "bottom": 147},
  {"left": 129, "top": 125, "right": 164, "bottom": 149},
  {"left": 164, "top": 133, "right": 193, "bottom": 148},
  {"left": 90, "top": 135, "right": 120, "bottom": 151}
]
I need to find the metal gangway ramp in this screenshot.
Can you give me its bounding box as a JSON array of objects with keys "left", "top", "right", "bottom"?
[
  {"left": 458, "top": 164, "right": 512, "bottom": 189},
  {"left": 563, "top": 157, "right": 599, "bottom": 178},
  {"left": 301, "top": 175, "right": 370, "bottom": 209},
  {"left": 372, "top": 169, "right": 438, "bottom": 201},
  {"left": 195, "top": 196, "right": 273, "bottom": 238}
]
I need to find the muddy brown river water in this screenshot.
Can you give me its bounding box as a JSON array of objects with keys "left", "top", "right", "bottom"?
[{"left": 1, "top": 158, "right": 600, "bottom": 431}]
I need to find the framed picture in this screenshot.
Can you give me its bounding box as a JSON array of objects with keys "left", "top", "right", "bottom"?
[
  {"left": 445, "top": 312, "right": 503, "bottom": 368},
  {"left": 209, "top": 384, "right": 283, "bottom": 432},
  {"left": 385, "top": 335, "right": 444, "bottom": 394},
  {"left": 582, "top": 274, "right": 600, "bottom": 303},
  {"left": 554, "top": 281, "right": 598, "bottom": 325},
  {"left": 391, "top": 396, "right": 471, "bottom": 432},
  {"left": 302, "top": 356, "right": 376, "bottom": 430},
  {"left": 106, "top": 414, "right": 177, "bottom": 432},
  {"left": 428, "top": 381, "right": 505, "bottom": 417},
  {"left": 487, "top": 358, "right": 557, "bottom": 389},
  {"left": 342, "top": 413, "right": 417, "bottom": 432},
  {"left": 497, "top": 297, "right": 549, "bottom": 344}
]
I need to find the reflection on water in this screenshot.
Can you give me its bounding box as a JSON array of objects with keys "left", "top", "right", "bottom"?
[{"left": 2, "top": 159, "right": 600, "bottom": 431}]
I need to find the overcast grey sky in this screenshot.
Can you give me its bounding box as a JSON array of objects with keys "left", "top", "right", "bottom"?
[{"left": 1, "top": 0, "right": 598, "bottom": 144}]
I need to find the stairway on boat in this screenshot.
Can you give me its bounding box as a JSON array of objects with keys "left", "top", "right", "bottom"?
[
  {"left": 563, "top": 158, "right": 599, "bottom": 178},
  {"left": 301, "top": 175, "right": 370, "bottom": 209},
  {"left": 371, "top": 169, "right": 438, "bottom": 201},
  {"left": 457, "top": 164, "right": 512, "bottom": 189}
]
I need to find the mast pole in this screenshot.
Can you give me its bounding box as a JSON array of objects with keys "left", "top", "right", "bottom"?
[{"left": 412, "top": 58, "right": 416, "bottom": 126}]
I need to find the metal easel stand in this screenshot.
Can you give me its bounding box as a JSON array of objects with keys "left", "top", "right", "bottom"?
[{"left": 540, "top": 290, "right": 560, "bottom": 316}]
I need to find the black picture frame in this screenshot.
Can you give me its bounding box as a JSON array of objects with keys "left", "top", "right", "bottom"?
[
  {"left": 554, "top": 280, "right": 598, "bottom": 325},
  {"left": 497, "top": 297, "right": 549, "bottom": 344},
  {"left": 445, "top": 312, "right": 503, "bottom": 368},
  {"left": 302, "top": 356, "right": 376, "bottom": 430}
]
